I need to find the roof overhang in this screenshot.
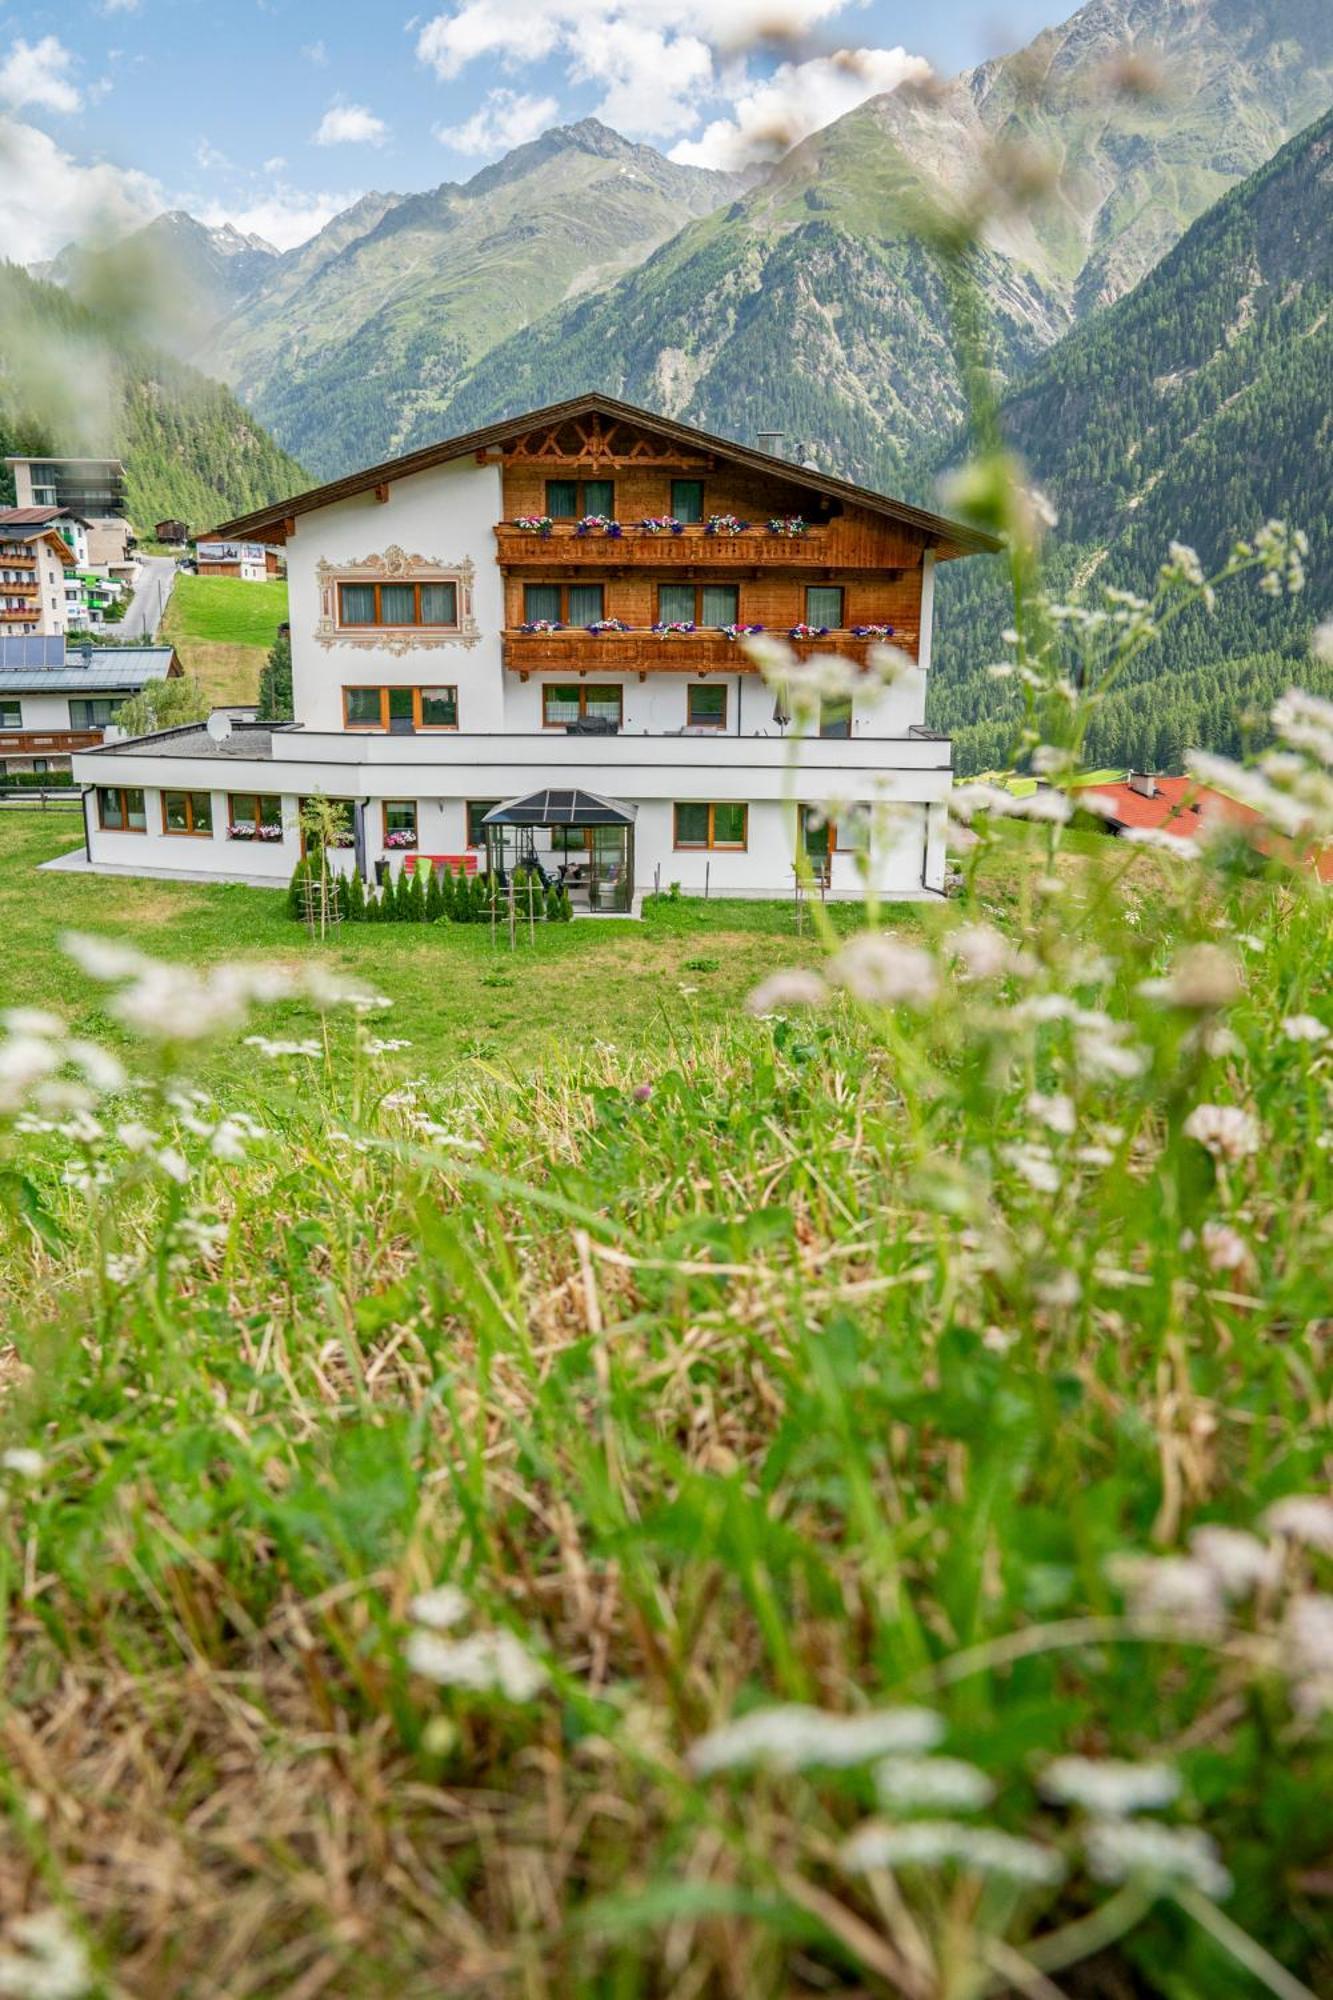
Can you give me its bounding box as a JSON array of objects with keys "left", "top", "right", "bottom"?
[
  {"left": 483, "top": 787, "right": 638, "bottom": 828},
  {"left": 209, "top": 393, "right": 1002, "bottom": 558}
]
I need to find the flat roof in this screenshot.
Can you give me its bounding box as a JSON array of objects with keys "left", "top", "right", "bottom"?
[
  {"left": 88, "top": 720, "right": 280, "bottom": 759},
  {"left": 211, "top": 392, "right": 1002, "bottom": 558}
]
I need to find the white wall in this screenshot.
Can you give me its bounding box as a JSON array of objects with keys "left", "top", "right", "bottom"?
[
  {"left": 287, "top": 457, "right": 506, "bottom": 733},
  {"left": 84, "top": 783, "right": 299, "bottom": 880}
]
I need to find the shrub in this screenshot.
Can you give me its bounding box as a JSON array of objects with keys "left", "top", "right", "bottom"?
[{"left": 423, "top": 862, "right": 443, "bottom": 923}]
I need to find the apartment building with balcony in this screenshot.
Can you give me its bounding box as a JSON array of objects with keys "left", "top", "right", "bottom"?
[
  {"left": 0, "top": 515, "right": 78, "bottom": 637},
  {"left": 1, "top": 638, "right": 179, "bottom": 776},
  {"left": 70, "top": 396, "right": 998, "bottom": 903}
]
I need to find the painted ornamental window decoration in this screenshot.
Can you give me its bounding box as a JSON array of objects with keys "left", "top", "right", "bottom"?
[{"left": 315, "top": 547, "right": 479, "bottom": 657}]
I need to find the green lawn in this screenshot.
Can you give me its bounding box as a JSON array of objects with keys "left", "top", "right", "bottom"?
[
  {"left": 0, "top": 811, "right": 876, "bottom": 1075},
  {"left": 160, "top": 575, "right": 288, "bottom": 707}
]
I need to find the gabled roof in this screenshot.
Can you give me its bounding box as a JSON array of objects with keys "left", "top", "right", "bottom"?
[
  {"left": 484, "top": 788, "right": 637, "bottom": 827},
  {"left": 211, "top": 393, "right": 1002, "bottom": 557},
  {"left": 1085, "top": 775, "right": 1261, "bottom": 837},
  {"left": 0, "top": 640, "right": 178, "bottom": 692},
  {"left": 0, "top": 506, "right": 87, "bottom": 528},
  {"left": 0, "top": 520, "right": 77, "bottom": 563}
]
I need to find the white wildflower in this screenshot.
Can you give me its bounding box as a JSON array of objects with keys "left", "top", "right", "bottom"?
[
  {"left": 103, "top": 1254, "right": 138, "bottom": 1286},
  {"left": 1085, "top": 1818, "right": 1231, "bottom": 1899},
  {"left": 1197, "top": 1221, "right": 1252, "bottom": 1277},
  {"left": 688, "top": 1703, "right": 943, "bottom": 1776},
  {"left": 1281, "top": 1015, "right": 1328, "bottom": 1044},
  {"left": 1107, "top": 1554, "right": 1226, "bottom": 1637},
  {"left": 1284, "top": 1595, "right": 1333, "bottom": 1714},
  {"left": 209, "top": 1118, "right": 257, "bottom": 1163},
  {"left": 1121, "top": 825, "right": 1200, "bottom": 857},
  {"left": 1075, "top": 1019, "right": 1148, "bottom": 1083},
  {"left": 409, "top": 1584, "right": 470, "bottom": 1631},
  {"left": 1035, "top": 1267, "right": 1081, "bottom": 1310},
  {"left": 154, "top": 1148, "right": 191, "bottom": 1186},
  {"left": 1146, "top": 946, "right": 1240, "bottom": 1011},
  {"left": 1001, "top": 1142, "right": 1062, "bottom": 1196},
  {"left": 1271, "top": 689, "right": 1333, "bottom": 766},
  {"left": 1182, "top": 1105, "right": 1260, "bottom": 1164},
  {"left": 949, "top": 924, "right": 1036, "bottom": 981},
  {"left": 115, "top": 1121, "right": 156, "bottom": 1154},
  {"left": 875, "top": 1756, "right": 994, "bottom": 1812},
  {"left": 364, "top": 1037, "right": 413, "bottom": 1055},
  {"left": 1040, "top": 1757, "right": 1180, "bottom": 1816},
  {"left": 745, "top": 969, "right": 829, "bottom": 1015},
  {"left": 1312, "top": 623, "right": 1333, "bottom": 668},
  {"left": 243, "top": 1035, "right": 323, "bottom": 1059},
  {"left": 1261, "top": 1494, "right": 1333, "bottom": 1552},
  {"left": 405, "top": 1627, "right": 548, "bottom": 1701},
  {"left": 1186, "top": 751, "right": 1312, "bottom": 841},
  {"left": 1164, "top": 542, "right": 1205, "bottom": 588},
  {"left": 1, "top": 1449, "right": 45, "bottom": 1481},
  {"left": 67, "top": 1040, "right": 126, "bottom": 1093},
  {"left": 0, "top": 1907, "right": 92, "bottom": 2000},
  {"left": 829, "top": 935, "right": 937, "bottom": 1008},
  {"left": 1026, "top": 1091, "right": 1076, "bottom": 1136},
  {"left": 842, "top": 1818, "right": 1065, "bottom": 1887},
  {"left": 1189, "top": 1525, "right": 1281, "bottom": 1599},
  {"left": 0, "top": 1035, "right": 61, "bottom": 1113},
  {"left": 1, "top": 1009, "right": 63, "bottom": 1038}
]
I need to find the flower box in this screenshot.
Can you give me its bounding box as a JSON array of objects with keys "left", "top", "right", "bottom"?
[
  {"left": 704, "top": 514, "right": 750, "bottom": 537},
  {"left": 718, "top": 623, "right": 765, "bottom": 641},
  {"left": 518, "top": 619, "right": 564, "bottom": 633},
  {"left": 639, "top": 516, "right": 684, "bottom": 535},
  {"left": 767, "top": 517, "right": 809, "bottom": 537},
  {"left": 227, "top": 823, "right": 284, "bottom": 842},
  {"left": 574, "top": 515, "right": 623, "bottom": 538},
  {"left": 852, "top": 624, "right": 896, "bottom": 640},
  {"left": 652, "top": 620, "right": 697, "bottom": 637},
  {"left": 384, "top": 831, "right": 416, "bottom": 850},
  {"left": 788, "top": 623, "right": 832, "bottom": 640},
  {"left": 586, "top": 618, "right": 631, "bottom": 634},
  {"left": 512, "top": 515, "right": 554, "bottom": 536}
]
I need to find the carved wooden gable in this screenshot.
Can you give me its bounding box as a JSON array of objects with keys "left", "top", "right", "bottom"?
[{"left": 497, "top": 414, "right": 712, "bottom": 470}]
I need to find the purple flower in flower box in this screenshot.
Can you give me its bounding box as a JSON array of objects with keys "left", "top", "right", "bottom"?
[
  {"left": 652, "top": 620, "right": 696, "bottom": 637},
  {"left": 639, "top": 516, "right": 684, "bottom": 536},
  {"left": 384, "top": 831, "right": 416, "bottom": 850},
  {"left": 586, "top": 618, "right": 631, "bottom": 634},
  {"left": 513, "top": 515, "right": 554, "bottom": 537},
  {"left": 575, "top": 514, "right": 621, "bottom": 538},
  {"left": 518, "top": 619, "right": 564, "bottom": 633},
  {"left": 851, "top": 624, "right": 896, "bottom": 639},
  {"left": 788, "top": 623, "right": 831, "bottom": 640},
  {"left": 717, "top": 623, "right": 765, "bottom": 641},
  {"left": 704, "top": 514, "right": 750, "bottom": 537},
  {"left": 767, "top": 516, "right": 808, "bottom": 537}
]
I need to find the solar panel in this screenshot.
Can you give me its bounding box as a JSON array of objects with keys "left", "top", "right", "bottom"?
[{"left": 0, "top": 636, "right": 65, "bottom": 673}]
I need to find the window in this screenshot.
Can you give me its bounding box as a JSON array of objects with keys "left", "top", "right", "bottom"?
[
  {"left": 32, "top": 760, "right": 48, "bottom": 775},
  {"left": 229, "top": 793, "right": 283, "bottom": 834},
  {"left": 546, "top": 478, "right": 614, "bottom": 518},
  {"left": 805, "top": 585, "right": 845, "bottom": 629},
  {"left": 522, "top": 582, "right": 605, "bottom": 625},
  {"left": 467, "top": 801, "right": 500, "bottom": 848},
  {"left": 383, "top": 800, "right": 418, "bottom": 846},
  {"left": 299, "top": 799, "right": 355, "bottom": 851},
  {"left": 342, "top": 686, "right": 459, "bottom": 730},
  {"left": 800, "top": 804, "right": 868, "bottom": 856},
  {"left": 69, "top": 697, "right": 123, "bottom": 729},
  {"left": 97, "top": 785, "right": 146, "bottom": 832},
  {"left": 336, "top": 580, "right": 458, "bottom": 629},
  {"left": 542, "top": 683, "right": 623, "bottom": 727},
  {"left": 657, "top": 583, "right": 739, "bottom": 626},
  {"left": 687, "top": 683, "right": 726, "bottom": 728},
  {"left": 0, "top": 701, "right": 19, "bottom": 729},
  {"left": 673, "top": 802, "right": 748, "bottom": 850},
  {"left": 163, "top": 790, "right": 213, "bottom": 836},
  {"left": 671, "top": 479, "right": 704, "bottom": 523},
  {"left": 820, "top": 696, "right": 852, "bottom": 740}
]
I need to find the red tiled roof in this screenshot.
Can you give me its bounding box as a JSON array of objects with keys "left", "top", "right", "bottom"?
[
  {"left": 1086, "top": 776, "right": 1262, "bottom": 839},
  {"left": 0, "top": 507, "right": 69, "bottom": 526}
]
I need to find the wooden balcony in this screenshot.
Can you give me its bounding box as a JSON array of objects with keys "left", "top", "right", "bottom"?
[
  {"left": 501, "top": 629, "right": 918, "bottom": 678},
  {"left": 495, "top": 521, "right": 910, "bottom": 572},
  {"left": 0, "top": 729, "right": 102, "bottom": 754}
]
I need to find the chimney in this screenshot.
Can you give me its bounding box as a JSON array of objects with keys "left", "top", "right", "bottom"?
[
  {"left": 755, "top": 431, "right": 784, "bottom": 457},
  {"left": 1128, "top": 771, "right": 1156, "bottom": 798}
]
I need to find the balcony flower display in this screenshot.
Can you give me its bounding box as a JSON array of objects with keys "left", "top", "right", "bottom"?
[
  {"left": 788, "top": 622, "right": 832, "bottom": 640},
  {"left": 704, "top": 513, "right": 750, "bottom": 536},
  {"left": 512, "top": 514, "right": 554, "bottom": 536},
  {"left": 574, "top": 514, "right": 623, "bottom": 538},
  {"left": 718, "top": 622, "right": 765, "bottom": 642},
  {"left": 227, "top": 822, "right": 284, "bottom": 842},
  {"left": 585, "top": 618, "right": 631, "bottom": 634},
  {"left": 638, "top": 516, "right": 684, "bottom": 535},
  {"left": 652, "top": 620, "right": 697, "bottom": 637},
  {"left": 851, "top": 623, "right": 897, "bottom": 639},
  {"left": 518, "top": 618, "right": 564, "bottom": 633},
  {"left": 767, "top": 516, "right": 809, "bottom": 537},
  {"left": 384, "top": 829, "right": 416, "bottom": 850}
]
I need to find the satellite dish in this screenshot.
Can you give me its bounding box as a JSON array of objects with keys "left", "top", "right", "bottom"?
[{"left": 205, "top": 710, "right": 233, "bottom": 745}]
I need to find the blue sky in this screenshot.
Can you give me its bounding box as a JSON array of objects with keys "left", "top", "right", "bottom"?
[{"left": 0, "top": 0, "right": 1075, "bottom": 260}]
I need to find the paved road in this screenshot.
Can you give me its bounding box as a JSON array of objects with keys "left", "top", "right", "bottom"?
[{"left": 118, "top": 555, "right": 178, "bottom": 640}]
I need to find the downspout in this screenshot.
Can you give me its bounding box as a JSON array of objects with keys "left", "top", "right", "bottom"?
[
  {"left": 80, "top": 785, "right": 92, "bottom": 863},
  {"left": 735, "top": 673, "right": 742, "bottom": 736}
]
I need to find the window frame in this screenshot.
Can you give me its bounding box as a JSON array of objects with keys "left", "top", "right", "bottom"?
[
  {"left": 819, "top": 695, "right": 853, "bottom": 740},
  {"left": 341, "top": 685, "right": 459, "bottom": 731},
  {"left": 69, "top": 696, "right": 123, "bottom": 730},
  {"left": 521, "top": 582, "right": 607, "bottom": 626},
  {"left": 670, "top": 479, "right": 705, "bottom": 524},
  {"left": 541, "top": 682, "right": 624, "bottom": 728},
  {"left": 656, "top": 582, "right": 740, "bottom": 626},
  {"left": 673, "top": 801, "right": 749, "bottom": 852},
  {"left": 545, "top": 478, "right": 615, "bottom": 519},
  {"left": 96, "top": 785, "right": 146, "bottom": 833},
  {"left": 800, "top": 803, "right": 868, "bottom": 856},
  {"left": 804, "top": 584, "right": 846, "bottom": 630},
  {"left": 467, "top": 800, "right": 500, "bottom": 849},
  {"left": 382, "top": 799, "right": 419, "bottom": 846},
  {"left": 228, "top": 792, "right": 284, "bottom": 834},
  {"left": 0, "top": 700, "right": 20, "bottom": 730},
  {"left": 686, "top": 682, "right": 727, "bottom": 729},
  {"left": 335, "top": 579, "right": 459, "bottom": 632},
  {"left": 161, "top": 789, "right": 214, "bottom": 838}
]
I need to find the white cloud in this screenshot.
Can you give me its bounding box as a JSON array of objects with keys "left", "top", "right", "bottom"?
[
  {"left": 314, "top": 102, "right": 389, "bottom": 147},
  {"left": 0, "top": 114, "right": 163, "bottom": 264},
  {"left": 0, "top": 35, "right": 82, "bottom": 114},
  {"left": 195, "top": 137, "right": 231, "bottom": 172},
  {"left": 670, "top": 47, "right": 930, "bottom": 169},
  {"left": 436, "top": 87, "right": 559, "bottom": 155},
  {"left": 194, "top": 185, "right": 363, "bottom": 252},
  {"left": 96, "top": 0, "right": 142, "bottom": 15},
  {"left": 302, "top": 39, "right": 329, "bottom": 65},
  {"left": 414, "top": 0, "right": 851, "bottom": 139}
]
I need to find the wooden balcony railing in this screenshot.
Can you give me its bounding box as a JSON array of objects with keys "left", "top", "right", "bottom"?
[
  {"left": 494, "top": 522, "right": 910, "bottom": 571},
  {"left": 0, "top": 729, "right": 102, "bottom": 754},
  {"left": 501, "top": 629, "right": 918, "bottom": 677}
]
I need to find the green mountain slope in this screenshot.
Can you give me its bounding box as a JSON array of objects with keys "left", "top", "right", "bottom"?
[
  {"left": 203, "top": 122, "right": 750, "bottom": 478},
  {"left": 0, "top": 263, "right": 305, "bottom": 531},
  {"left": 927, "top": 105, "right": 1333, "bottom": 771},
  {"left": 426, "top": 0, "right": 1333, "bottom": 488}
]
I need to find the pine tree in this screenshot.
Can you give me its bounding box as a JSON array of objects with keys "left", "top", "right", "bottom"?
[
  {"left": 406, "top": 866, "right": 427, "bottom": 922},
  {"left": 344, "top": 870, "right": 366, "bottom": 922}
]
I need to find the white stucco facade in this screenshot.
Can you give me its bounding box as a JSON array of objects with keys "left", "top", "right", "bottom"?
[{"left": 72, "top": 412, "right": 967, "bottom": 906}]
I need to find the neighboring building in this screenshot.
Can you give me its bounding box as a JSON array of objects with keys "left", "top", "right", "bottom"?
[
  {"left": 196, "top": 539, "right": 269, "bottom": 582},
  {"left": 71, "top": 395, "right": 997, "bottom": 902},
  {"left": 156, "top": 518, "right": 190, "bottom": 545},
  {"left": 1, "top": 638, "right": 179, "bottom": 776},
  {"left": 0, "top": 515, "right": 77, "bottom": 636},
  {"left": 1084, "top": 770, "right": 1333, "bottom": 883},
  {"left": 5, "top": 458, "right": 131, "bottom": 570}
]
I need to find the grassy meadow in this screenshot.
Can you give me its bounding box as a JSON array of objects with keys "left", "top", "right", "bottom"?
[
  {"left": 1, "top": 742, "right": 1332, "bottom": 1997},
  {"left": 160, "top": 575, "right": 289, "bottom": 708}
]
